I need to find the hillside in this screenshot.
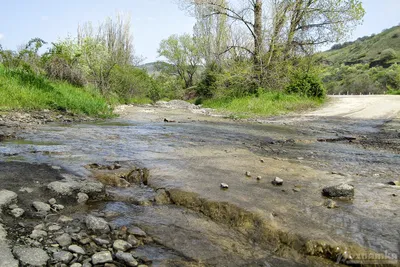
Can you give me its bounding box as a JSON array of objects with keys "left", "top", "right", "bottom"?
[{"left": 322, "top": 25, "right": 400, "bottom": 67}]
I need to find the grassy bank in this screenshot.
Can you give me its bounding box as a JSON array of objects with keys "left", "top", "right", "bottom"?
[
  {"left": 202, "top": 92, "right": 324, "bottom": 118},
  {"left": 0, "top": 66, "right": 113, "bottom": 117}
]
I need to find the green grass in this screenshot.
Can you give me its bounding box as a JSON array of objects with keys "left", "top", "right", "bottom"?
[
  {"left": 388, "top": 90, "right": 400, "bottom": 95},
  {"left": 322, "top": 25, "right": 400, "bottom": 65},
  {"left": 0, "top": 66, "right": 113, "bottom": 117},
  {"left": 202, "top": 92, "right": 324, "bottom": 118}
]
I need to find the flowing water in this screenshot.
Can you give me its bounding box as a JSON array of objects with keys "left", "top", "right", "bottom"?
[{"left": 1, "top": 107, "right": 399, "bottom": 266}]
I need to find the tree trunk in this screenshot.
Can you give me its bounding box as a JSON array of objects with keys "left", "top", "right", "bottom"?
[{"left": 253, "top": 0, "right": 263, "bottom": 78}]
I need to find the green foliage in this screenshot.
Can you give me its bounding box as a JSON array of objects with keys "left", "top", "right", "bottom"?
[
  {"left": 202, "top": 91, "right": 324, "bottom": 117},
  {"left": 109, "top": 65, "right": 156, "bottom": 102},
  {"left": 380, "top": 48, "right": 398, "bottom": 61},
  {"left": 158, "top": 34, "right": 201, "bottom": 88},
  {"left": 286, "top": 72, "right": 326, "bottom": 98},
  {"left": 0, "top": 65, "right": 112, "bottom": 117},
  {"left": 196, "top": 63, "right": 220, "bottom": 98},
  {"left": 322, "top": 25, "right": 400, "bottom": 66},
  {"left": 323, "top": 63, "right": 400, "bottom": 94}
]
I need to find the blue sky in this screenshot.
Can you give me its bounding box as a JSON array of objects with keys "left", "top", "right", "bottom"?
[{"left": 0, "top": 0, "right": 399, "bottom": 63}]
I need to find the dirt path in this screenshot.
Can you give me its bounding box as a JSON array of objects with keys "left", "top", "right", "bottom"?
[{"left": 306, "top": 95, "right": 400, "bottom": 119}]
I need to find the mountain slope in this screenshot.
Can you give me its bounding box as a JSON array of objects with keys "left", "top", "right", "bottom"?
[{"left": 322, "top": 25, "right": 400, "bottom": 66}]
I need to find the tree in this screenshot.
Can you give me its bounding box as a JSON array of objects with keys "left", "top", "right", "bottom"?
[
  {"left": 192, "top": 0, "right": 230, "bottom": 66},
  {"left": 180, "top": 0, "right": 264, "bottom": 78},
  {"left": 158, "top": 34, "right": 201, "bottom": 88},
  {"left": 77, "top": 13, "right": 140, "bottom": 93},
  {"left": 279, "top": 0, "right": 365, "bottom": 58}
]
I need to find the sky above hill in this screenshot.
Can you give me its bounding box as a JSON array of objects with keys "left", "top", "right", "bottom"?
[{"left": 0, "top": 0, "right": 399, "bottom": 63}]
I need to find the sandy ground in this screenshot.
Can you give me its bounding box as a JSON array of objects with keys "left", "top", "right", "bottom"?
[{"left": 306, "top": 95, "right": 400, "bottom": 119}]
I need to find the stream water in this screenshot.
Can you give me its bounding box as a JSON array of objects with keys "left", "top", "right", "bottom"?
[{"left": 1, "top": 109, "right": 399, "bottom": 266}]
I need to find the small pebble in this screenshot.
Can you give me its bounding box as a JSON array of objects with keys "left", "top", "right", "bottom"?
[{"left": 220, "top": 183, "right": 229, "bottom": 189}]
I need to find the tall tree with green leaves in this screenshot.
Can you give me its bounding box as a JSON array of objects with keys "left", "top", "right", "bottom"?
[
  {"left": 192, "top": 0, "right": 230, "bottom": 66},
  {"left": 158, "top": 34, "right": 201, "bottom": 88}
]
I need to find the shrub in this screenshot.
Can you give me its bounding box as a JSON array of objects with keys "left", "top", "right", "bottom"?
[
  {"left": 380, "top": 49, "right": 397, "bottom": 61},
  {"left": 286, "top": 72, "right": 326, "bottom": 98},
  {"left": 196, "top": 63, "right": 219, "bottom": 98},
  {"left": 44, "top": 57, "right": 86, "bottom": 87}
]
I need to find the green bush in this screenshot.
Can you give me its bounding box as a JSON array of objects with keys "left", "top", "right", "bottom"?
[
  {"left": 380, "top": 48, "right": 397, "bottom": 61},
  {"left": 196, "top": 63, "right": 219, "bottom": 98},
  {"left": 109, "top": 65, "right": 157, "bottom": 102},
  {"left": 286, "top": 72, "right": 326, "bottom": 98},
  {"left": 44, "top": 56, "right": 86, "bottom": 87}
]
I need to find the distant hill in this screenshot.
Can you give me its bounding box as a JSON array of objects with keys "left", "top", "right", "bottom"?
[
  {"left": 321, "top": 25, "right": 400, "bottom": 67},
  {"left": 139, "top": 61, "right": 171, "bottom": 75}
]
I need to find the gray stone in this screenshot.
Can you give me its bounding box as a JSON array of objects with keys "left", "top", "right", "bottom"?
[
  {"left": 220, "top": 183, "right": 229, "bottom": 189},
  {"left": 48, "top": 198, "right": 57, "bottom": 205},
  {"left": 47, "top": 181, "right": 76, "bottom": 196},
  {"left": 85, "top": 215, "right": 110, "bottom": 234},
  {"left": 55, "top": 233, "right": 72, "bottom": 247},
  {"left": 115, "top": 251, "right": 138, "bottom": 266},
  {"left": 322, "top": 183, "right": 354, "bottom": 198},
  {"left": 272, "top": 177, "right": 284, "bottom": 186},
  {"left": 127, "top": 226, "right": 146, "bottom": 237},
  {"left": 19, "top": 187, "right": 34, "bottom": 193},
  {"left": 256, "top": 176, "right": 262, "bottom": 181},
  {"left": 113, "top": 239, "right": 132, "bottom": 252},
  {"left": 13, "top": 246, "right": 49, "bottom": 266},
  {"left": 34, "top": 223, "right": 45, "bottom": 230},
  {"left": 91, "top": 251, "right": 113, "bottom": 265},
  {"left": 32, "top": 201, "right": 51, "bottom": 212},
  {"left": 127, "top": 235, "right": 139, "bottom": 247},
  {"left": 93, "top": 237, "right": 110, "bottom": 246},
  {"left": 0, "top": 190, "right": 17, "bottom": 211},
  {"left": 324, "top": 199, "right": 337, "bottom": 209},
  {"left": 77, "top": 192, "right": 89, "bottom": 204},
  {"left": 11, "top": 208, "right": 24, "bottom": 218},
  {"left": 0, "top": 224, "right": 19, "bottom": 267},
  {"left": 71, "top": 263, "right": 83, "bottom": 267},
  {"left": 53, "top": 250, "right": 73, "bottom": 263},
  {"left": 48, "top": 224, "right": 62, "bottom": 231},
  {"left": 8, "top": 204, "right": 18, "bottom": 209},
  {"left": 52, "top": 204, "right": 65, "bottom": 211},
  {"left": 245, "top": 171, "right": 251, "bottom": 177},
  {"left": 58, "top": 215, "right": 74, "bottom": 223},
  {"left": 68, "top": 244, "right": 85, "bottom": 254},
  {"left": 79, "top": 181, "right": 104, "bottom": 197},
  {"left": 30, "top": 229, "right": 47, "bottom": 239},
  {"left": 154, "top": 189, "right": 170, "bottom": 204}
]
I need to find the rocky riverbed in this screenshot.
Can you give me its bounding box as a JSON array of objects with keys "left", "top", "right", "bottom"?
[{"left": 0, "top": 97, "right": 399, "bottom": 266}]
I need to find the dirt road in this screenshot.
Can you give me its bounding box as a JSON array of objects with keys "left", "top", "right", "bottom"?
[{"left": 307, "top": 95, "right": 399, "bottom": 119}]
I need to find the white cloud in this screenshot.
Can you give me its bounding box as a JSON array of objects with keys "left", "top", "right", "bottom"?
[{"left": 0, "top": 33, "right": 3, "bottom": 40}]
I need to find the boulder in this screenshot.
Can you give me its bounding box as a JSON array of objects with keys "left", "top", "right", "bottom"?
[
  {"left": 55, "top": 233, "right": 72, "bottom": 247},
  {"left": 322, "top": 183, "right": 354, "bottom": 198},
  {"left": 272, "top": 177, "right": 283, "bottom": 186},
  {"left": 92, "top": 251, "right": 113, "bottom": 265},
  {"left": 32, "top": 201, "right": 51, "bottom": 212},
  {"left": 0, "top": 190, "right": 17, "bottom": 211},
  {"left": 68, "top": 244, "right": 85, "bottom": 254},
  {"left": 85, "top": 215, "right": 110, "bottom": 234},
  {"left": 115, "top": 251, "right": 138, "bottom": 266},
  {"left": 13, "top": 246, "right": 49, "bottom": 266},
  {"left": 77, "top": 192, "right": 89, "bottom": 204},
  {"left": 113, "top": 239, "right": 132, "bottom": 252},
  {"left": 53, "top": 251, "right": 73, "bottom": 264}
]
